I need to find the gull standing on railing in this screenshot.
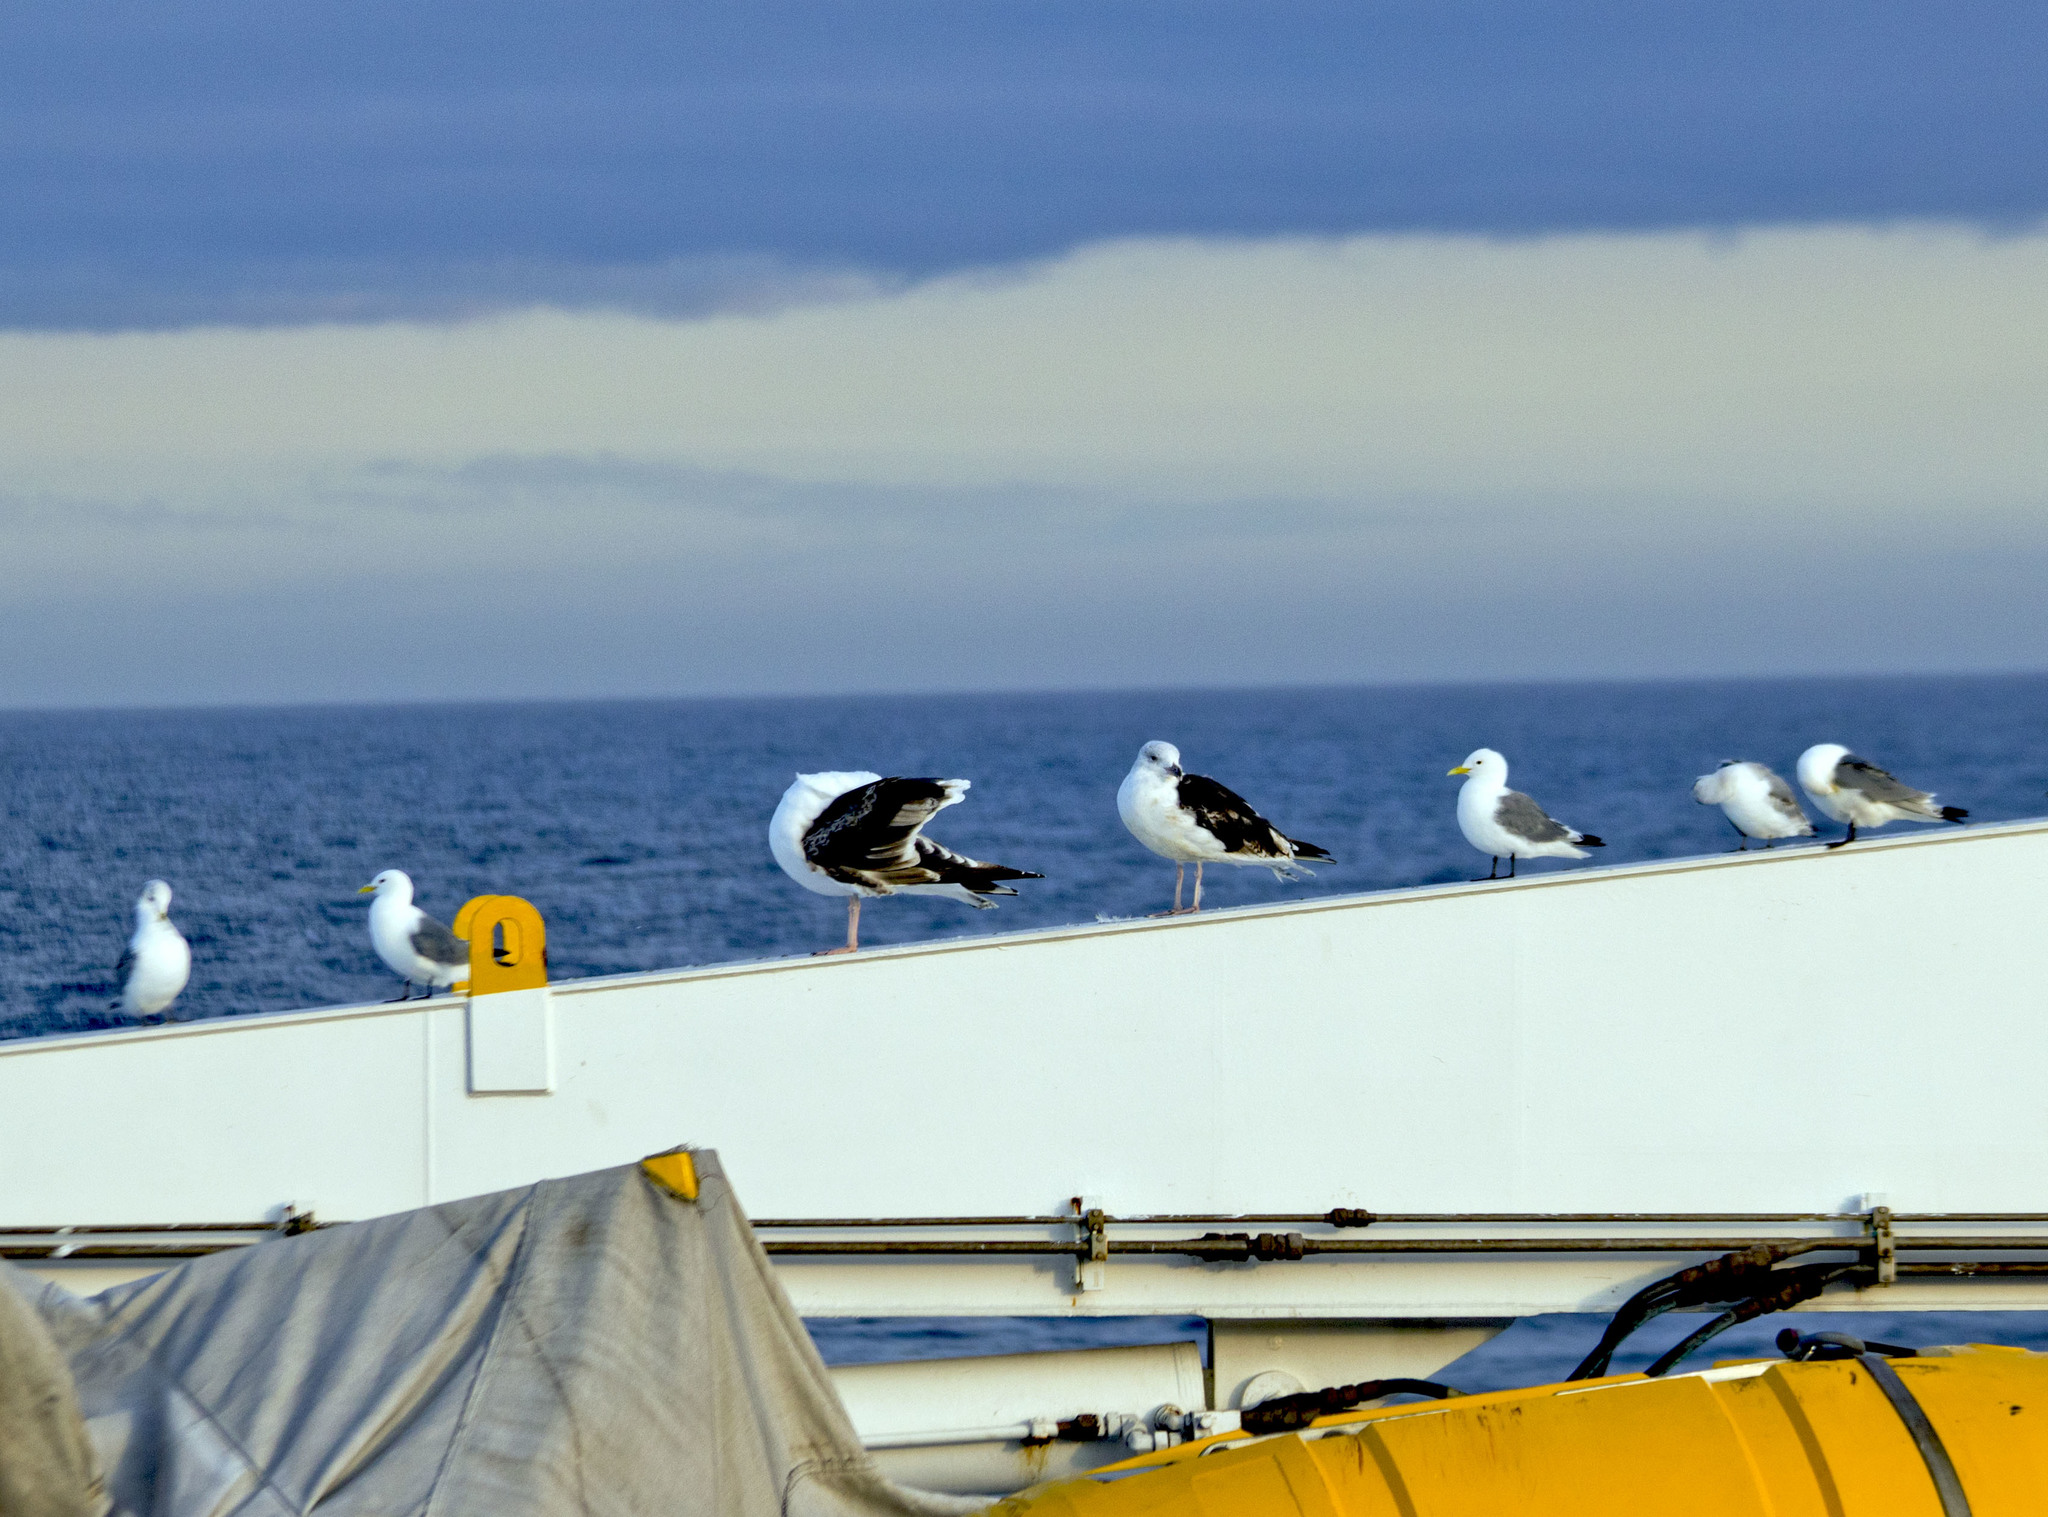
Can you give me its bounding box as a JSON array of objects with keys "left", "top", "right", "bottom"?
[
  {"left": 771, "top": 772, "right": 1042, "bottom": 954},
  {"left": 360, "top": 869, "right": 468, "bottom": 1000},
  {"left": 1448, "top": 748, "right": 1603, "bottom": 881},
  {"left": 1692, "top": 760, "right": 1815, "bottom": 849},
  {"left": 1117, "top": 741, "right": 1333, "bottom": 914},
  {"left": 113, "top": 879, "right": 190, "bottom": 1021},
  {"left": 1796, "top": 744, "right": 1967, "bottom": 849}
]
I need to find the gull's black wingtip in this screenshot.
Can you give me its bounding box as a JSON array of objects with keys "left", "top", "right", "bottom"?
[
  {"left": 1942, "top": 806, "right": 1968, "bottom": 823},
  {"left": 1578, "top": 834, "right": 1606, "bottom": 848}
]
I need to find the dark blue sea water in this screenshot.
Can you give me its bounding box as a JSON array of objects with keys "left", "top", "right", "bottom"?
[
  {"left": 6, "top": 673, "right": 2046, "bottom": 1041},
  {"left": 805, "top": 1310, "right": 2048, "bottom": 1387},
  {"left": 9, "top": 673, "right": 2048, "bottom": 1376}
]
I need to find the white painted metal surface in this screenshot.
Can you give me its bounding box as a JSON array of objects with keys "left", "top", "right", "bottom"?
[
  {"left": 833, "top": 1342, "right": 1205, "bottom": 1444},
  {"left": 831, "top": 1344, "right": 1207, "bottom": 1493},
  {"left": 7, "top": 820, "right": 2048, "bottom": 1318}
]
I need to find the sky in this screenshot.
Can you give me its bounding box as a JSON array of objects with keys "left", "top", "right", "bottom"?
[{"left": 4, "top": 2, "right": 2046, "bottom": 706}]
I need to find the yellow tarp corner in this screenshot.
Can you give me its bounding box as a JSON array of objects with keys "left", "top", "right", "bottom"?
[{"left": 640, "top": 1148, "right": 699, "bottom": 1203}]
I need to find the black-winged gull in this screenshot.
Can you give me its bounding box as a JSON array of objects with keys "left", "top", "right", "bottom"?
[
  {"left": 360, "top": 869, "right": 469, "bottom": 1000},
  {"left": 1116, "top": 741, "right": 1333, "bottom": 914},
  {"left": 1448, "top": 748, "right": 1604, "bottom": 880},
  {"left": 1796, "top": 744, "right": 1967, "bottom": 849},
  {"left": 770, "top": 771, "right": 1043, "bottom": 953}
]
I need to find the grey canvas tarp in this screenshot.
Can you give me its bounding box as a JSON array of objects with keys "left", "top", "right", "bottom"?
[
  {"left": 0, "top": 1151, "right": 982, "bottom": 1517},
  {"left": 0, "top": 1251, "right": 95, "bottom": 1517}
]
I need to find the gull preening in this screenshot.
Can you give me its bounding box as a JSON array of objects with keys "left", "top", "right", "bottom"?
[
  {"left": 360, "top": 869, "right": 469, "bottom": 1000},
  {"left": 1448, "top": 748, "right": 1604, "bottom": 880},
  {"left": 1796, "top": 744, "right": 1967, "bottom": 849},
  {"left": 1117, "top": 741, "right": 1333, "bottom": 914},
  {"left": 113, "top": 879, "right": 190, "bottom": 1021},
  {"left": 770, "top": 771, "right": 1043, "bottom": 953},
  {"left": 1692, "top": 760, "right": 1814, "bottom": 849}
]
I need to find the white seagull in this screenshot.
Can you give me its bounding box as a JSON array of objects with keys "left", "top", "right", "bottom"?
[
  {"left": 1116, "top": 741, "right": 1333, "bottom": 914},
  {"left": 1692, "top": 760, "right": 1815, "bottom": 850},
  {"left": 359, "top": 869, "right": 469, "bottom": 1000},
  {"left": 1448, "top": 748, "right": 1604, "bottom": 880},
  {"left": 113, "top": 879, "right": 191, "bottom": 1021},
  {"left": 1796, "top": 744, "right": 1968, "bottom": 849},
  {"left": 770, "top": 772, "right": 1043, "bottom": 953}
]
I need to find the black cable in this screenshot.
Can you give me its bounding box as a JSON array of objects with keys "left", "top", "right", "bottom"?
[
  {"left": 1239, "top": 1378, "right": 1460, "bottom": 1436},
  {"left": 1569, "top": 1245, "right": 1845, "bottom": 1381},
  {"left": 1644, "top": 1263, "right": 1864, "bottom": 1377},
  {"left": 1777, "top": 1329, "right": 1919, "bottom": 1362},
  {"left": 1645, "top": 1309, "right": 1743, "bottom": 1378}
]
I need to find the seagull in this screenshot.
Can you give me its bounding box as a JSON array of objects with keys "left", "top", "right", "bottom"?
[
  {"left": 1796, "top": 744, "right": 1968, "bottom": 849},
  {"left": 1448, "top": 748, "right": 1604, "bottom": 880},
  {"left": 359, "top": 869, "right": 469, "bottom": 1000},
  {"left": 113, "top": 879, "right": 191, "bottom": 1021},
  {"left": 1116, "top": 742, "right": 1334, "bottom": 914},
  {"left": 770, "top": 772, "right": 1043, "bottom": 953},
  {"left": 1692, "top": 760, "right": 1815, "bottom": 850}
]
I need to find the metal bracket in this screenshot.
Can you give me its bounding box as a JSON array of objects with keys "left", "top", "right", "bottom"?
[
  {"left": 1074, "top": 1198, "right": 1108, "bottom": 1292},
  {"left": 1869, "top": 1204, "right": 1897, "bottom": 1286}
]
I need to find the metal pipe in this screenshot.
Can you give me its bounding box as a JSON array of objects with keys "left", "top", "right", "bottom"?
[
  {"left": 751, "top": 1212, "right": 1874, "bottom": 1228},
  {"left": 13, "top": 1223, "right": 2048, "bottom": 1264}
]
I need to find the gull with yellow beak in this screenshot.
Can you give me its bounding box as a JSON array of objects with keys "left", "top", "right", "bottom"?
[
  {"left": 359, "top": 869, "right": 468, "bottom": 1000},
  {"left": 1448, "top": 748, "right": 1604, "bottom": 880}
]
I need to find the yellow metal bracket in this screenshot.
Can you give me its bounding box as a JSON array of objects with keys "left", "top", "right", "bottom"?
[
  {"left": 641, "top": 1147, "right": 700, "bottom": 1203},
  {"left": 451, "top": 895, "right": 548, "bottom": 996}
]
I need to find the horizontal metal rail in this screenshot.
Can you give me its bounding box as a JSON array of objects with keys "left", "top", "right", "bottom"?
[
  {"left": 749, "top": 1212, "right": 2048, "bottom": 1228},
  {"left": 12, "top": 1225, "right": 2048, "bottom": 1264}
]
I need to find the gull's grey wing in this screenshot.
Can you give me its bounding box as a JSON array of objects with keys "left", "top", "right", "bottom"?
[
  {"left": 411, "top": 916, "right": 469, "bottom": 969},
  {"left": 1495, "top": 790, "right": 1571, "bottom": 844},
  {"left": 1763, "top": 767, "right": 1810, "bottom": 824},
  {"left": 1836, "top": 756, "right": 1931, "bottom": 807},
  {"left": 115, "top": 946, "right": 135, "bottom": 983}
]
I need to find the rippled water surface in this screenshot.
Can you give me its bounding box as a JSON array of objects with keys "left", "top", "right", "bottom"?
[{"left": 4, "top": 673, "right": 2045, "bottom": 1040}]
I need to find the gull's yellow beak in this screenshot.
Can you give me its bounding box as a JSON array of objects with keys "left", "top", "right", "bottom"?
[
  {"left": 357, "top": 883, "right": 376, "bottom": 894},
  {"left": 1448, "top": 765, "right": 1471, "bottom": 776}
]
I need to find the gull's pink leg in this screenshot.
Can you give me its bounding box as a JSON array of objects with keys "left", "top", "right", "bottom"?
[
  {"left": 813, "top": 896, "right": 861, "bottom": 955},
  {"left": 1192, "top": 862, "right": 1205, "bottom": 912}
]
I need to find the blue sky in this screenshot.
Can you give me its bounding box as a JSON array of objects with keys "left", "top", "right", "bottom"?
[{"left": 4, "top": 4, "right": 2045, "bottom": 704}]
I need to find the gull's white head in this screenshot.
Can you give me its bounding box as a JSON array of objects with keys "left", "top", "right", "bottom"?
[
  {"left": 136, "top": 880, "right": 173, "bottom": 920},
  {"left": 1447, "top": 748, "right": 1506, "bottom": 782},
  {"left": 1797, "top": 744, "right": 1849, "bottom": 794},
  {"left": 1693, "top": 760, "right": 1739, "bottom": 804},
  {"left": 359, "top": 869, "right": 414, "bottom": 902},
  {"left": 1133, "top": 741, "right": 1183, "bottom": 778}
]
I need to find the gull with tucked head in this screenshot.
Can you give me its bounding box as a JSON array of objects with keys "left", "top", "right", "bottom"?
[
  {"left": 113, "top": 879, "right": 191, "bottom": 1021},
  {"left": 1693, "top": 760, "right": 1814, "bottom": 850},
  {"left": 1447, "top": 748, "right": 1604, "bottom": 881},
  {"left": 770, "top": 771, "right": 1042, "bottom": 953},
  {"left": 1796, "top": 744, "right": 1967, "bottom": 849}
]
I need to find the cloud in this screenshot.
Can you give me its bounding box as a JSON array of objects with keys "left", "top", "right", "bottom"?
[
  {"left": 3, "top": 2, "right": 2047, "bottom": 329},
  {"left": 2, "top": 224, "right": 2045, "bottom": 705}
]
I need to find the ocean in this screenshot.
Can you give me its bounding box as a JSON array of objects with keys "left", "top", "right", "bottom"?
[
  {"left": 4, "top": 672, "right": 2044, "bottom": 1039},
  {"left": 10, "top": 674, "right": 2047, "bottom": 1378}
]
